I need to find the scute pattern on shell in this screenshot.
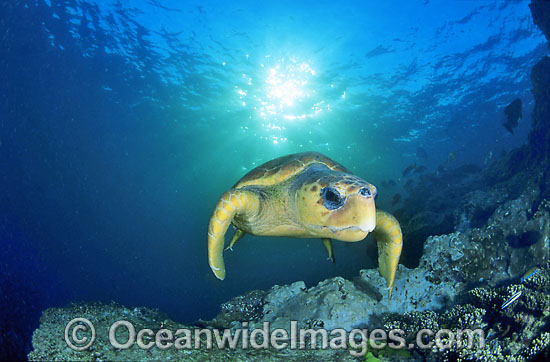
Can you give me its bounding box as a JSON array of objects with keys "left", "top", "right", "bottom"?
[{"left": 233, "top": 152, "right": 348, "bottom": 189}]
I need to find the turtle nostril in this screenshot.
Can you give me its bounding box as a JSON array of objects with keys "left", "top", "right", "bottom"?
[{"left": 359, "top": 187, "right": 372, "bottom": 197}]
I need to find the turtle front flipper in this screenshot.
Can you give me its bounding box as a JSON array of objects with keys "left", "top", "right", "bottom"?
[
  {"left": 208, "top": 189, "right": 260, "bottom": 280},
  {"left": 372, "top": 210, "right": 403, "bottom": 299}
]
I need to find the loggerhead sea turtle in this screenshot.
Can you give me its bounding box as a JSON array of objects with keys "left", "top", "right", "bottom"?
[{"left": 207, "top": 152, "right": 403, "bottom": 298}]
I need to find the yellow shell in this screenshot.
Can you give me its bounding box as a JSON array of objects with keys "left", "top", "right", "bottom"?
[{"left": 233, "top": 152, "right": 347, "bottom": 188}]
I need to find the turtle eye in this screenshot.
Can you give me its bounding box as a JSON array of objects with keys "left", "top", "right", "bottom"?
[
  {"left": 359, "top": 187, "right": 371, "bottom": 197},
  {"left": 359, "top": 186, "right": 376, "bottom": 199},
  {"left": 321, "top": 187, "right": 345, "bottom": 210}
]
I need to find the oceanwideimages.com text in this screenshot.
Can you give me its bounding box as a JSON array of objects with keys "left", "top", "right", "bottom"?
[{"left": 65, "top": 318, "right": 485, "bottom": 357}]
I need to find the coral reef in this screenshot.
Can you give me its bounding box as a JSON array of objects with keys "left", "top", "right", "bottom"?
[
  {"left": 209, "top": 265, "right": 460, "bottom": 333},
  {"left": 28, "top": 263, "right": 550, "bottom": 361},
  {"left": 202, "top": 194, "right": 550, "bottom": 361},
  {"left": 394, "top": 152, "right": 550, "bottom": 271},
  {"left": 385, "top": 262, "right": 550, "bottom": 362},
  {"left": 28, "top": 301, "right": 358, "bottom": 362}
]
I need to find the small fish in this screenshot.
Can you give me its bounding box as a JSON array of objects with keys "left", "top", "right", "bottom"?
[
  {"left": 503, "top": 98, "right": 522, "bottom": 134},
  {"left": 520, "top": 267, "right": 539, "bottom": 283},
  {"left": 501, "top": 290, "right": 522, "bottom": 310},
  {"left": 402, "top": 162, "right": 416, "bottom": 177},
  {"left": 391, "top": 193, "right": 402, "bottom": 206},
  {"left": 447, "top": 151, "right": 456, "bottom": 163}
]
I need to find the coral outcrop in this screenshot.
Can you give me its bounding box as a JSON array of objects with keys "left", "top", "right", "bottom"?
[{"left": 28, "top": 302, "right": 358, "bottom": 362}]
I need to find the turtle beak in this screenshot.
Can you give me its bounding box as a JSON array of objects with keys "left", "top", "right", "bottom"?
[
  {"left": 327, "top": 195, "right": 376, "bottom": 241},
  {"left": 360, "top": 197, "right": 376, "bottom": 233}
]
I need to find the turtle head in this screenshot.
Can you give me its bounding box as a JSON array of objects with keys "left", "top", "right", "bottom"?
[{"left": 296, "top": 174, "right": 377, "bottom": 241}]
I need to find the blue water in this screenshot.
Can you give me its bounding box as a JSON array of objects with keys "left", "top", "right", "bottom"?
[{"left": 0, "top": 0, "right": 547, "bottom": 359}]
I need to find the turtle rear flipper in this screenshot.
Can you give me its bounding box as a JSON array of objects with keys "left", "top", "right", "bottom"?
[
  {"left": 208, "top": 189, "right": 259, "bottom": 280},
  {"left": 225, "top": 229, "right": 246, "bottom": 251},
  {"left": 322, "top": 238, "right": 335, "bottom": 263},
  {"left": 372, "top": 210, "right": 403, "bottom": 299}
]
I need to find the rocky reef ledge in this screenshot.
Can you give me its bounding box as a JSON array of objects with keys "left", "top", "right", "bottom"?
[{"left": 28, "top": 194, "right": 550, "bottom": 361}]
